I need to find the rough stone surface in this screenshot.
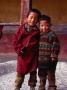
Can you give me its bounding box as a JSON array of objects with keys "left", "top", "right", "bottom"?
[{"left": 0, "top": 60, "right": 67, "bottom": 90}]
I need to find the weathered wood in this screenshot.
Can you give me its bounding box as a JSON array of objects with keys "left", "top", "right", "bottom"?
[{"left": 20, "top": 0, "right": 30, "bottom": 24}]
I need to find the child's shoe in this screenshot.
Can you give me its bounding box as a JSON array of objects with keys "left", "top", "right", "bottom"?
[
  {"left": 48, "top": 86, "right": 57, "bottom": 90},
  {"left": 30, "top": 86, "right": 35, "bottom": 90},
  {"left": 14, "top": 87, "right": 20, "bottom": 90}
]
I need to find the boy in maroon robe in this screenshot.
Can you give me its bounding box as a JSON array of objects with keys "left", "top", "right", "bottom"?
[{"left": 13, "top": 9, "right": 41, "bottom": 90}]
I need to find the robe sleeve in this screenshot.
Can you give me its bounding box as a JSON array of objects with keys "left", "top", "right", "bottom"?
[{"left": 13, "top": 25, "right": 25, "bottom": 54}]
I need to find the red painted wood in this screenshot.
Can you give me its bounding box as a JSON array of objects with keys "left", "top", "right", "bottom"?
[{"left": 21, "top": 0, "right": 29, "bottom": 24}]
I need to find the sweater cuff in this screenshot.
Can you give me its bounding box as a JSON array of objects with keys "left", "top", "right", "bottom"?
[{"left": 51, "top": 53, "right": 58, "bottom": 58}]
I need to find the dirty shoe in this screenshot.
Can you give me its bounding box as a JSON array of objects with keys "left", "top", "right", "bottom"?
[
  {"left": 14, "top": 87, "right": 20, "bottom": 90},
  {"left": 30, "top": 87, "right": 35, "bottom": 90},
  {"left": 48, "top": 86, "right": 57, "bottom": 90}
]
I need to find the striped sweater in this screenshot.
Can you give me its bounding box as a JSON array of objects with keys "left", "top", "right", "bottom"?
[{"left": 39, "top": 30, "right": 60, "bottom": 63}]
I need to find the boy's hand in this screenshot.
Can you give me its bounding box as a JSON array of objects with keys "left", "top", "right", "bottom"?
[
  {"left": 19, "top": 47, "right": 26, "bottom": 57},
  {"left": 51, "top": 57, "right": 58, "bottom": 62},
  {"left": 19, "top": 51, "right": 24, "bottom": 56},
  {"left": 51, "top": 54, "right": 58, "bottom": 62},
  {"left": 21, "top": 47, "right": 27, "bottom": 57}
]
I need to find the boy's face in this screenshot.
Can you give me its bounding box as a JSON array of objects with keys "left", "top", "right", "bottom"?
[
  {"left": 40, "top": 20, "right": 50, "bottom": 33},
  {"left": 27, "top": 12, "right": 38, "bottom": 26}
]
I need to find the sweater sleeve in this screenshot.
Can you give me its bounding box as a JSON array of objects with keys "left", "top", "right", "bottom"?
[{"left": 51, "top": 33, "right": 60, "bottom": 58}]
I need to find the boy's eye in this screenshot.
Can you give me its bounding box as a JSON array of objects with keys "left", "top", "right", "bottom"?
[
  {"left": 41, "top": 25, "right": 43, "bottom": 27},
  {"left": 40, "top": 25, "right": 44, "bottom": 27},
  {"left": 30, "top": 16, "right": 35, "bottom": 20},
  {"left": 30, "top": 16, "right": 33, "bottom": 19}
]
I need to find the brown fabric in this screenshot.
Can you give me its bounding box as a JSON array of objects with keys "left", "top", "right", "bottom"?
[
  {"left": 48, "top": 86, "right": 57, "bottom": 90},
  {"left": 38, "top": 62, "right": 57, "bottom": 90},
  {"left": 38, "top": 77, "right": 46, "bottom": 90},
  {"left": 14, "top": 87, "right": 20, "bottom": 90},
  {"left": 30, "top": 87, "right": 35, "bottom": 90},
  {"left": 28, "top": 71, "right": 37, "bottom": 87},
  {"left": 48, "top": 71, "right": 56, "bottom": 86},
  {"left": 15, "top": 74, "right": 25, "bottom": 88},
  {"left": 15, "top": 71, "right": 37, "bottom": 89}
]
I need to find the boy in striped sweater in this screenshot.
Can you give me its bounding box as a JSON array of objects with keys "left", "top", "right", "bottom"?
[{"left": 38, "top": 15, "right": 60, "bottom": 90}]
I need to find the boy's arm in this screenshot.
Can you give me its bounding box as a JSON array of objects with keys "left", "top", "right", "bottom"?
[
  {"left": 51, "top": 33, "right": 60, "bottom": 61},
  {"left": 13, "top": 25, "right": 25, "bottom": 55}
]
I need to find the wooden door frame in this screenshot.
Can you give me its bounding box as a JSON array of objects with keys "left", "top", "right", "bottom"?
[{"left": 29, "top": 0, "right": 32, "bottom": 9}]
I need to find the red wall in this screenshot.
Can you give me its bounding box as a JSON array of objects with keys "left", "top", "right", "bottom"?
[
  {"left": 0, "top": 25, "right": 19, "bottom": 53},
  {"left": 58, "top": 35, "right": 67, "bottom": 61},
  {"left": 0, "top": 25, "right": 67, "bottom": 61}
]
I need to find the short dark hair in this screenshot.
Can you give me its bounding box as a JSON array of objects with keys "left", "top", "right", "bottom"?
[
  {"left": 40, "top": 15, "right": 51, "bottom": 23},
  {"left": 27, "top": 8, "right": 41, "bottom": 22}
]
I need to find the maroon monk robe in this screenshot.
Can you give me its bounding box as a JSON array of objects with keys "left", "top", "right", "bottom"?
[{"left": 13, "top": 25, "right": 40, "bottom": 75}]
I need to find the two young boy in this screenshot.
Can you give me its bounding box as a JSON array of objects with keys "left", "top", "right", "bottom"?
[{"left": 13, "top": 9, "right": 60, "bottom": 90}]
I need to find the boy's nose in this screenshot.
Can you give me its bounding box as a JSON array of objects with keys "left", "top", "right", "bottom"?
[
  {"left": 43, "top": 26, "right": 46, "bottom": 29},
  {"left": 31, "top": 18, "right": 35, "bottom": 22}
]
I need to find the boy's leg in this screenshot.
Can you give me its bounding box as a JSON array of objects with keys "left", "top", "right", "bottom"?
[
  {"left": 48, "top": 62, "right": 57, "bottom": 90},
  {"left": 14, "top": 73, "right": 25, "bottom": 90},
  {"left": 48, "top": 71, "right": 57, "bottom": 90},
  {"left": 28, "top": 71, "right": 37, "bottom": 90},
  {"left": 38, "top": 76, "right": 46, "bottom": 90},
  {"left": 38, "top": 68, "right": 47, "bottom": 90}
]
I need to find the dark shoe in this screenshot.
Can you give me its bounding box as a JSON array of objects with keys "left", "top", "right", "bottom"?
[
  {"left": 38, "top": 86, "right": 45, "bottom": 90},
  {"left": 48, "top": 86, "right": 57, "bottom": 90},
  {"left": 14, "top": 87, "right": 20, "bottom": 90},
  {"left": 30, "top": 87, "right": 35, "bottom": 90},
  {"left": 38, "top": 77, "right": 46, "bottom": 90}
]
